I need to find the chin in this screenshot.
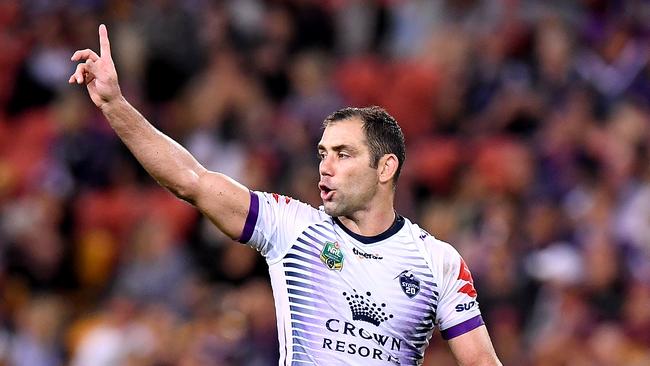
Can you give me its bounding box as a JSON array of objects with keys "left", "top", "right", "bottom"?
[
  {"left": 322, "top": 203, "right": 335, "bottom": 216},
  {"left": 322, "top": 202, "right": 340, "bottom": 217},
  {"left": 324, "top": 202, "right": 353, "bottom": 218}
]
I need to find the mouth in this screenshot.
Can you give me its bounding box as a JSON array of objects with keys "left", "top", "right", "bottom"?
[{"left": 319, "top": 182, "right": 335, "bottom": 201}]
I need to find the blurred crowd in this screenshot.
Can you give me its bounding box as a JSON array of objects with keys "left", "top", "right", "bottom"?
[{"left": 1, "top": 0, "right": 650, "bottom": 365}]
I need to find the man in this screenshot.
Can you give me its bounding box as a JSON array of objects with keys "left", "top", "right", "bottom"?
[{"left": 70, "top": 24, "right": 501, "bottom": 366}]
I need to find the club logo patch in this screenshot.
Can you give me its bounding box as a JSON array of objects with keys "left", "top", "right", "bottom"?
[
  {"left": 396, "top": 270, "right": 421, "bottom": 298},
  {"left": 320, "top": 241, "right": 344, "bottom": 271}
]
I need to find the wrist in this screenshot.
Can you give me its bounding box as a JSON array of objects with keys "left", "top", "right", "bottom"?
[{"left": 100, "top": 95, "right": 128, "bottom": 114}]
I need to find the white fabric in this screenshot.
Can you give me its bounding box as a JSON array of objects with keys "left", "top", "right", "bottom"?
[{"left": 244, "top": 191, "right": 483, "bottom": 365}]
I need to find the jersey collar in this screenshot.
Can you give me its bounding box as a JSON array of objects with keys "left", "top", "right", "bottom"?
[{"left": 333, "top": 214, "right": 405, "bottom": 244}]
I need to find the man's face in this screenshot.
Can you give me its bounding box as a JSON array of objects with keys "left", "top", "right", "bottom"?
[{"left": 317, "top": 118, "right": 379, "bottom": 217}]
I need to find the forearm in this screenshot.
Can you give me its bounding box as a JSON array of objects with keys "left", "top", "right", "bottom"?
[
  {"left": 101, "top": 96, "right": 206, "bottom": 201},
  {"left": 70, "top": 25, "right": 251, "bottom": 236}
]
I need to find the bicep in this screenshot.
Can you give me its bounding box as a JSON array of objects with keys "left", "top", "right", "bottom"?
[
  {"left": 447, "top": 325, "right": 501, "bottom": 366},
  {"left": 193, "top": 170, "right": 251, "bottom": 240}
]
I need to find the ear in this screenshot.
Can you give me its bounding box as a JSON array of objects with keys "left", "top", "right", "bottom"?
[{"left": 378, "top": 154, "right": 399, "bottom": 185}]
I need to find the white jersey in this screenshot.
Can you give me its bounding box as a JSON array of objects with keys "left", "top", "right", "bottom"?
[{"left": 239, "top": 191, "right": 484, "bottom": 366}]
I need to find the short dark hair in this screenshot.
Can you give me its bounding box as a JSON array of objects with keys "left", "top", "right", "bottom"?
[{"left": 323, "top": 106, "right": 406, "bottom": 185}]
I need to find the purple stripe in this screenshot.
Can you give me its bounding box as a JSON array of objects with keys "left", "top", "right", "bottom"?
[
  {"left": 441, "top": 315, "right": 484, "bottom": 340},
  {"left": 307, "top": 226, "right": 334, "bottom": 242},
  {"left": 238, "top": 191, "right": 259, "bottom": 243}
]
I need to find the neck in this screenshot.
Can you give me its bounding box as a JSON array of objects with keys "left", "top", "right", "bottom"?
[{"left": 337, "top": 195, "right": 396, "bottom": 237}]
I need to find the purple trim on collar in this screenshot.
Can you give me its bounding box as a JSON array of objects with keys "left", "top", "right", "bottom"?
[
  {"left": 238, "top": 191, "right": 259, "bottom": 243},
  {"left": 441, "top": 315, "right": 484, "bottom": 340}
]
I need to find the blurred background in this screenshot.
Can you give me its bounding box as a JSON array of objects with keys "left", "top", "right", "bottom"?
[{"left": 1, "top": 0, "right": 650, "bottom": 365}]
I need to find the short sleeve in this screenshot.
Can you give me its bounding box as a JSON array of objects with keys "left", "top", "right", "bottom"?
[
  {"left": 435, "top": 245, "right": 484, "bottom": 340},
  {"left": 239, "top": 191, "right": 323, "bottom": 263}
]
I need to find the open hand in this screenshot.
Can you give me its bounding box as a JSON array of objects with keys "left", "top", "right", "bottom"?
[{"left": 69, "top": 24, "right": 121, "bottom": 109}]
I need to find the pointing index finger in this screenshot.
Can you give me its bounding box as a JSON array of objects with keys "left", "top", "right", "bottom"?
[{"left": 99, "top": 24, "right": 111, "bottom": 58}]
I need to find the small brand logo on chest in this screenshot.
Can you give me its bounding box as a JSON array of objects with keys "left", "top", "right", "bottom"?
[{"left": 352, "top": 247, "right": 383, "bottom": 260}]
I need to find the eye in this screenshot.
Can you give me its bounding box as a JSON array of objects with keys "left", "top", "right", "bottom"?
[
  {"left": 338, "top": 152, "right": 350, "bottom": 159},
  {"left": 317, "top": 152, "right": 326, "bottom": 160}
]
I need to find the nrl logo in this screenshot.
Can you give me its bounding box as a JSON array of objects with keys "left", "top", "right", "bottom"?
[
  {"left": 395, "top": 270, "right": 420, "bottom": 298},
  {"left": 320, "top": 241, "right": 344, "bottom": 271}
]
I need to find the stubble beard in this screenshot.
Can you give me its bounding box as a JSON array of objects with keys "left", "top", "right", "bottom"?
[
  {"left": 322, "top": 189, "right": 368, "bottom": 218},
  {"left": 323, "top": 178, "right": 378, "bottom": 218},
  {"left": 323, "top": 200, "right": 345, "bottom": 217}
]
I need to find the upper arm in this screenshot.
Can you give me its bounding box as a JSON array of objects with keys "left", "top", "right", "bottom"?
[
  {"left": 190, "top": 170, "right": 322, "bottom": 259},
  {"left": 431, "top": 241, "right": 500, "bottom": 365},
  {"left": 193, "top": 170, "right": 251, "bottom": 240},
  {"left": 447, "top": 325, "right": 501, "bottom": 366}
]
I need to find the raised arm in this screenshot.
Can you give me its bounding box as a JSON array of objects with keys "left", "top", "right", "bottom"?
[{"left": 69, "top": 24, "right": 250, "bottom": 239}]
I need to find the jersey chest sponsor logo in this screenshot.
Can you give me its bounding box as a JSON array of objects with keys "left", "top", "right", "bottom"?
[
  {"left": 342, "top": 289, "right": 393, "bottom": 326},
  {"left": 352, "top": 247, "right": 383, "bottom": 260},
  {"left": 322, "top": 319, "right": 401, "bottom": 364},
  {"left": 395, "top": 270, "right": 421, "bottom": 298},
  {"left": 318, "top": 289, "right": 401, "bottom": 364},
  {"left": 320, "top": 241, "right": 344, "bottom": 271}
]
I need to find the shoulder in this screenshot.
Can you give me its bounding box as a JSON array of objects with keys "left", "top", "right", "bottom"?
[
  {"left": 255, "top": 191, "right": 321, "bottom": 214},
  {"left": 403, "top": 217, "right": 457, "bottom": 253},
  {"left": 402, "top": 217, "right": 463, "bottom": 272},
  {"left": 252, "top": 190, "right": 330, "bottom": 229},
  {"left": 245, "top": 191, "right": 330, "bottom": 260}
]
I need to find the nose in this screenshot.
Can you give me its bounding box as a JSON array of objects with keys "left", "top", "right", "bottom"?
[{"left": 319, "top": 155, "right": 333, "bottom": 177}]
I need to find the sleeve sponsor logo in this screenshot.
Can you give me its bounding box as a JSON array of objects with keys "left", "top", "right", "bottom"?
[
  {"left": 457, "top": 258, "right": 477, "bottom": 298},
  {"left": 455, "top": 301, "right": 477, "bottom": 312},
  {"left": 271, "top": 193, "right": 292, "bottom": 204}
]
